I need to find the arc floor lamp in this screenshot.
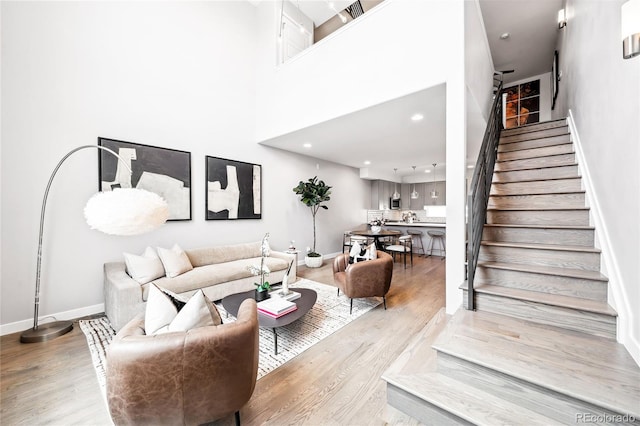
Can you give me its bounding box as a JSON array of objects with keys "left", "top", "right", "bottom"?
[{"left": 20, "top": 145, "right": 169, "bottom": 343}]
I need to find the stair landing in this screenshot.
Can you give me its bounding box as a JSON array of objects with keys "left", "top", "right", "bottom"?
[{"left": 383, "top": 309, "right": 640, "bottom": 425}]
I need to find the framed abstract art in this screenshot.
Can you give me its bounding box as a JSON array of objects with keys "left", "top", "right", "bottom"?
[
  {"left": 98, "top": 137, "right": 192, "bottom": 221},
  {"left": 205, "top": 156, "right": 261, "bottom": 220}
]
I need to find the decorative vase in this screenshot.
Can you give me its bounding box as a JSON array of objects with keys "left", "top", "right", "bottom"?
[
  {"left": 281, "top": 274, "right": 290, "bottom": 295},
  {"left": 304, "top": 254, "right": 323, "bottom": 268},
  {"left": 371, "top": 225, "right": 381, "bottom": 233},
  {"left": 255, "top": 289, "right": 270, "bottom": 301}
]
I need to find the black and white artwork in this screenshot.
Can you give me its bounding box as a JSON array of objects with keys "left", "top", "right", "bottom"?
[
  {"left": 205, "top": 156, "right": 261, "bottom": 220},
  {"left": 98, "top": 137, "right": 192, "bottom": 221}
]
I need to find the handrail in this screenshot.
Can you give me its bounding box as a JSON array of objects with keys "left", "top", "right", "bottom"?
[{"left": 466, "top": 82, "right": 503, "bottom": 310}]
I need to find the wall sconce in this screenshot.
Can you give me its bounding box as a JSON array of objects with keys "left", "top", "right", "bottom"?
[
  {"left": 557, "top": 9, "right": 567, "bottom": 29},
  {"left": 622, "top": 0, "right": 640, "bottom": 59}
]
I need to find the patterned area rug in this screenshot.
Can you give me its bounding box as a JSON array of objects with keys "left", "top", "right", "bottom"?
[{"left": 80, "top": 278, "right": 381, "bottom": 396}]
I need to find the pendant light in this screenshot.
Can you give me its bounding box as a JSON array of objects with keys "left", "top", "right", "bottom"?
[
  {"left": 430, "top": 163, "right": 439, "bottom": 199},
  {"left": 410, "top": 166, "right": 419, "bottom": 199},
  {"left": 392, "top": 168, "right": 400, "bottom": 200}
]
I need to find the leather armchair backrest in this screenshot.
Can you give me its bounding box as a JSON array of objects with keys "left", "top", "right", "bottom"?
[{"left": 106, "top": 299, "right": 259, "bottom": 426}]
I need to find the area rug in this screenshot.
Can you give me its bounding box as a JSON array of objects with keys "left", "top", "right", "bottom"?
[{"left": 80, "top": 278, "right": 381, "bottom": 397}]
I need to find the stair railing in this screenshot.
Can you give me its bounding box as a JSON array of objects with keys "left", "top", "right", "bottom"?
[{"left": 466, "top": 82, "right": 503, "bottom": 310}]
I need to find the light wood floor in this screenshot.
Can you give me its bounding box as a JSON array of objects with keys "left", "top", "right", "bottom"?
[{"left": 1, "top": 255, "right": 445, "bottom": 425}]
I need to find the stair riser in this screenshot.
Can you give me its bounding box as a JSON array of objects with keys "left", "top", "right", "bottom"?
[
  {"left": 488, "top": 193, "right": 585, "bottom": 209},
  {"left": 462, "top": 291, "right": 616, "bottom": 339},
  {"left": 487, "top": 209, "right": 590, "bottom": 226},
  {"left": 501, "top": 126, "right": 569, "bottom": 143},
  {"left": 493, "top": 165, "right": 579, "bottom": 183},
  {"left": 498, "top": 134, "right": 571, "bottom": 152},
  {"left": 436, "top": 353, "right": 625, "bottom": 425},
  {"left": 483, "top": 226, "right": 594, "bottom": 247},
  {"left": 491, "top": 178, "right": 583, "bottom": 196},
  {"left": 387, "top": 384, "right": 472, "bottom": 426},
  {"left": 495, "top": 153, "right": 576, "bottom": 172},
  {"left": 479, "top": 245, "right": 601, "bottom": 271},
  {"left": 501, "top": 120, "right": 567, "bottom": 137},
  {"left": 497, "top": 144, "right": 574, "bottom": 162},
  {"left": 475, "top": 266, "right": 607, "bottom": 301}
]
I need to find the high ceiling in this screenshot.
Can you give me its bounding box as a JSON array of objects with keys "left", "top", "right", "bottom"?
[{"left": 259, "top": 1, "right": 561, "bottom": 181}]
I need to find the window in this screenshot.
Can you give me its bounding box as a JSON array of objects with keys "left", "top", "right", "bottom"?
[{"left": 503, "top": 80, "right": 540, "bottom": 129}]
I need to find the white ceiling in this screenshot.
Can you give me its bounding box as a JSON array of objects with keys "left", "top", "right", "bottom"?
[
  {"left": 295, "top": 0, "right": 353, "bottom": 26},
  {"left": 259, "top": 1, "right": 561, "bottom": 181},
  {"left": 479, "top": 0, "right": 563, "bottom": 84}
]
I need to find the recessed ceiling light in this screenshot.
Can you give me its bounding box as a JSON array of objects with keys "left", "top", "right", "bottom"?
[
  {"left": 500, "top": 32, "right": 510, "bottom": 40},
  {"left": 364, "top": 160, "right": 371, "bottom": 165},
  {"left": 467, "top": 165, "right": 475, "bottom": 169},
  {"left": 424, "top": 169, "right": 431, "bottom": 173},
  {"left": 411, "top": 113, "right": 424, "bottom": 121},
  {"left": 303, "top": 143, "right": 312, "bottom": 148}
]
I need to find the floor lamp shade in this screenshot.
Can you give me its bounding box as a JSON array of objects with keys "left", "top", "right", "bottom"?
[
  {"left": 20, "top": 145, "right": 169, "bottom": 343},
  {"left": 85, "top": 189, "right": 168, "bottom": 235}
]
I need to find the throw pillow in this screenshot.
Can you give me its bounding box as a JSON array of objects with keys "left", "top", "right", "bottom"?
[
  {"left": 367, "top": 243, "right": 377, "bottom": 260},
  {"left": 157, "top": 244, "right": 193, "bottom": 278},
  {"left": 145, "top": 284, "right": 222, "bottom": 335},
  {"left": 123, "top": 247, "right": 165, "bottom": 284}
]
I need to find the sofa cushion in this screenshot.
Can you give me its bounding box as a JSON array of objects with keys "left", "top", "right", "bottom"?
[
  {"left": 145, "top": 284, "right": 221, "bottom": 335},
  {"left": 146, "top": 256, "right": 289, "bottom": 299},
  {"left": 157, "top": 244, "right": 194, "bottom": 278},
  {"left": 186, "top": 242, "right": 262, "bottom": 267},
  {"left": 123, "top": 247, "right": 165, "bottom": 284}
]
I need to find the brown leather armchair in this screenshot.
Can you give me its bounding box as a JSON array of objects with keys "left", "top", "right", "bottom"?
[
  {"left": 333, "top": 251, "right": 394, "bottom": 314},
  {"left": 106, "top": 299, "right": 259, "bottom": 426}
]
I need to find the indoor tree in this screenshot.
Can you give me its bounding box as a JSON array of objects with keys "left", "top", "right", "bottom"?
[{"left": 293, "top": 176, "right": 332, "bottom": 257}]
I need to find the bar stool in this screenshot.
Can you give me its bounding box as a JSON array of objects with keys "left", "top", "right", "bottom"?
[
  {"left": 407, "top": 229, "right": 425, "bottom": 256},
  {"left": 427, "top": 230, "right": 446, "bottom": 260}
]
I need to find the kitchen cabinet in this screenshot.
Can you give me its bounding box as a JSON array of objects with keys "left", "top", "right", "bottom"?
[{"left": 370, "top": 180, "right": 398, "bottom": 209}]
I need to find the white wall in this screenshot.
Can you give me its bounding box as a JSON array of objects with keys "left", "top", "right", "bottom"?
[
  {"left": 255, "top": 0, "right": 457, "bottom": 142},
  {"left": 0, "top": 1, "right": 369, "bottom": 332},
  {"left": 553, "top": 0, "right": 640, "bottom": 363}
]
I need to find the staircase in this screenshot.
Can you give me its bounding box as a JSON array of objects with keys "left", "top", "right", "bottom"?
[{"left": 382, "top": 119, "right": 640, "bottom": 425}]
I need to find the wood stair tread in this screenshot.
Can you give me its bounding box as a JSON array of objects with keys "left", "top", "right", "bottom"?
[
  {"left": 486, "top": 206, "right": 589, "bottom": 211},
  {"left": 491, "top": 177, "right": 582, "bottom": 185},
  {"left": 477, "top": 261, "right": 608, "bottom": 281},
  {"left": 497, "top": 152, "right": 574, "bottom": 164},
  {"left": 386, "top": 371, "right": 564, "bottom": 426},
  {"left": 432, "top": 310, "right": 640, "bottom": 417},
  {"left": 501, "top": 119, "right": 567, "bottom": 136},
  {"left": 499, "top": 135, "right": 571, "bottom": 149},
  {"left": 471, "top": 284, "right": 617, "bottom": 316},
  {"left": 483, "top": 224, "right": 595, "bottom": 230},
  {"left": 481, "top": 240, "right": 601, "bottom": 253},
  {"left": 490, "top": 190, "right": 586, "bottom": 197}
]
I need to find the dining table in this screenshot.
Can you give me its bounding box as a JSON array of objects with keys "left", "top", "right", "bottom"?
[{"left": 349, "top": 229, "right": 402, "bottom": 250}]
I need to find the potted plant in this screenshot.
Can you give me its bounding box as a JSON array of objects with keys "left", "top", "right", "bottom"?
[
  {"left": 293, "top": 176, "right": 332, "bottom": 268},
  {"left": 248, "top": 233, "right": 271, "bottom": 301}
]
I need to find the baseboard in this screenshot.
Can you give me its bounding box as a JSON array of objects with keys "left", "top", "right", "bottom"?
[
  {"left": 568, "top": 110, "right": 639, "bottom": 366},
  {"left": 0, "top": 303, "right": 105, "bottom": 336}
]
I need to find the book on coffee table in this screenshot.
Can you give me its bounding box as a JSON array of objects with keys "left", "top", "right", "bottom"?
[
  {"left": 269, "top": 289, "right": 301, "bottom": 302},
  {"left": 257, "top": 297, "right": 296, "bottom": 315},
  {"left": 257, "top": 304, "right": 298, "bottom": 319}
]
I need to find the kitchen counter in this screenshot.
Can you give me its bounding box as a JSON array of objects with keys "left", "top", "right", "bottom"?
[
  {"left": 384, "top": 221, "right": 445, "bottom": 228},
  {"left": 382, "top": 222, "right": 446, "bottom": 256}
]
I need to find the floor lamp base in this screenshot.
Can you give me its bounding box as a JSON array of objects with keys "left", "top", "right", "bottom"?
[{"left": 20, "top": 320, "right": 73, "bottom": 343}]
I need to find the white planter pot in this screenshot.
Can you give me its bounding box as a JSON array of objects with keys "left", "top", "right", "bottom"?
[{"left": 304, "top": 254, "right": 324, "bottom": 268}]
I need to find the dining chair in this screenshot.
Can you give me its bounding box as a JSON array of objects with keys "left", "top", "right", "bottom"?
[{"left": 385, "top": 235, "right": 413, "bottom": 268}]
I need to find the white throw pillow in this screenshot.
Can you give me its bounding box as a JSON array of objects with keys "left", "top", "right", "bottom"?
[
  {"left": 157, "top": 244, "right": 193, "bottom": 278},
  {"left": 123, "top": 247, "right": 166, "bottom": 284},
  {"left": 367, "top": 243, "right": 377, "bottom": 260},
  {"left": 145, "top": 284, "right": 221, "bottom": 335},
  {"left": 349, "top": 241, "right": 362, "bottom": 258}
]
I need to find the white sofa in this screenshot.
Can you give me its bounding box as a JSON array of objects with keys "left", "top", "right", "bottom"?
[{"left": 104, "top": 241, "right": 297, "bottom": 331}]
